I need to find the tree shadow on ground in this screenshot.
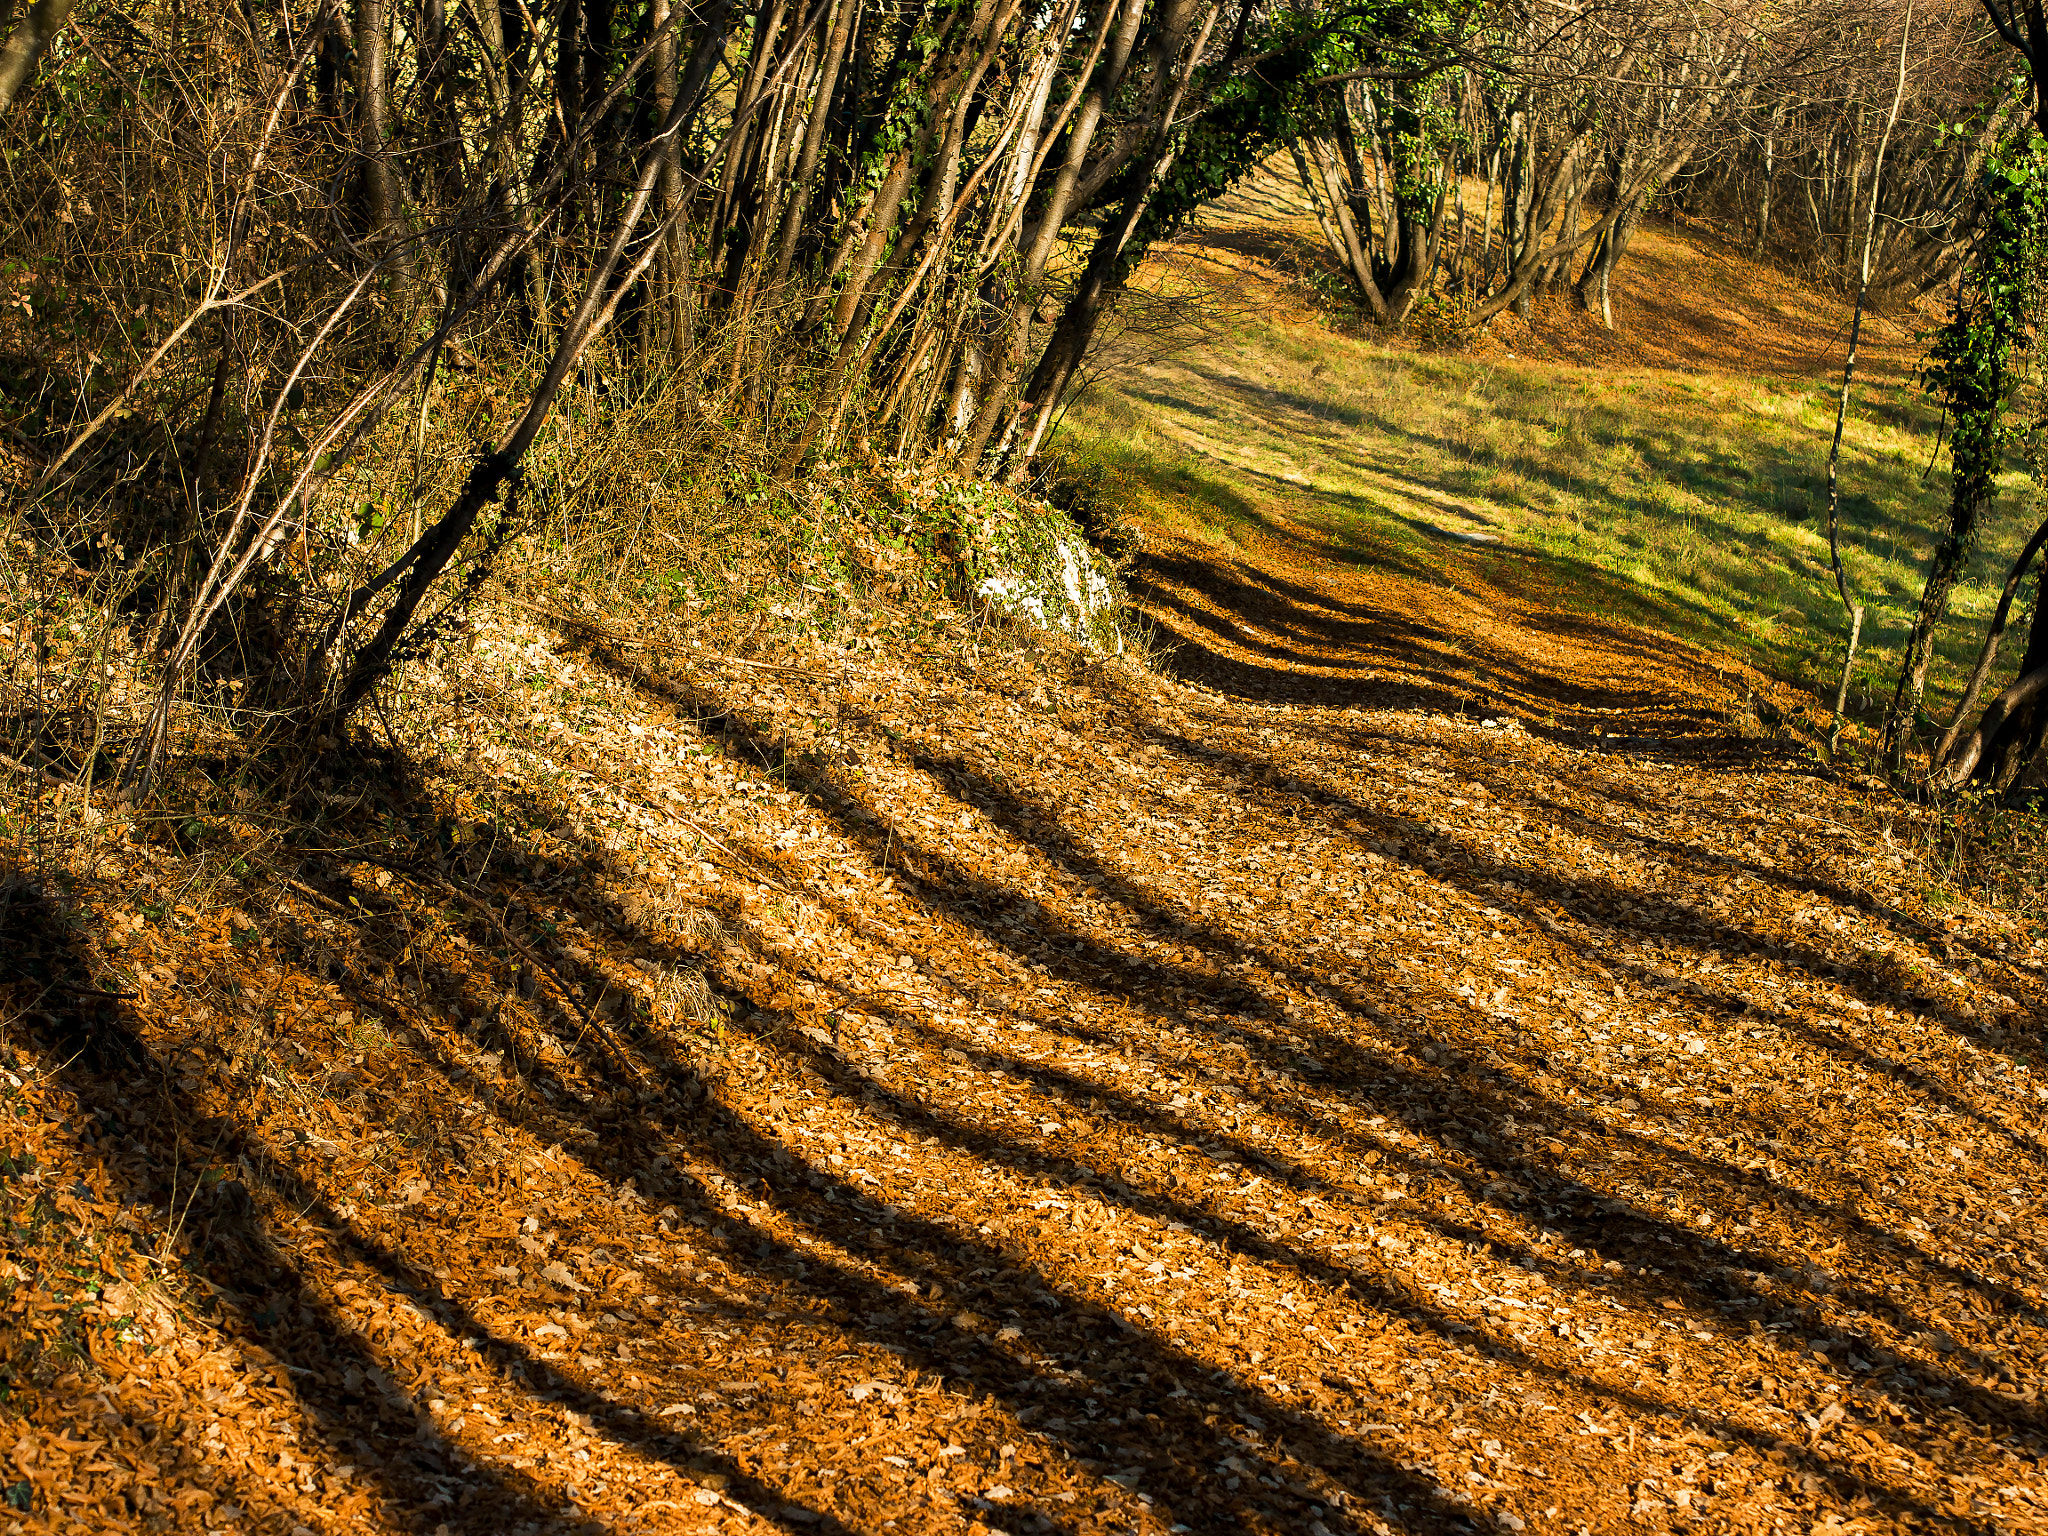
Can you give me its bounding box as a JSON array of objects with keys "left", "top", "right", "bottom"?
[
  {"left": 1095, "top": 347, "right": 2013, "bottom": 712},
  {"left": 568, "top": 639, "right": 2041, "bottom": 1511},
  {"left": 6, "top": 576, "right": 2040, "bottom": 1535},
  {"left": 2, "top": 757, "right": 1482, "bottom": 1533},
  {"left": 1130, "top": 542, "right": 1764, "bottom": 757}
]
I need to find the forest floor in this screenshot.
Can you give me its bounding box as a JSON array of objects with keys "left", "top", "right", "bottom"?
[
  {"left": 6, "top": 505, "right": 2048, "bottom": 1536},
  {"left": 6, "top": 180, "right": 2048, "bottom": 1536}
]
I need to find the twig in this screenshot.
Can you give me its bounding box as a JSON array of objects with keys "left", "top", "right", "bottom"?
[
  {"left": 675, "top": 814, "right": 804, "bottom": 897},
  {"left": 0, "top": 748, "right": 74, "bottom": 787},
  {"left": 817, "top": 983, "right": 923, "bottom": 1023},
  {"left": 283, "top": 876, "right": 354, "bottom": 915}
]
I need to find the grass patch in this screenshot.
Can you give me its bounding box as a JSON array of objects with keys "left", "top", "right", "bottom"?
[{"left": 1062, "top": 304, "right": 2035, "bottom": 734}]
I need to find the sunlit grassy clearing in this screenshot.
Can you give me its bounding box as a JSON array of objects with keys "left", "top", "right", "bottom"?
[{"left": 1062, "top": 305, "right": 2036, "bottom": 728}]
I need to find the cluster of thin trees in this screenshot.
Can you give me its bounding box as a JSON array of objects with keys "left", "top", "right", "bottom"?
[
  {"left": 1703, "top": 0, "right": 2008, "bottom": 293},
  {"left": 1290, "top": 0, "right": 2010, "bottom": 331},
  {"left": 0, "top": 0, "right": 1379, "bottom": 772}
]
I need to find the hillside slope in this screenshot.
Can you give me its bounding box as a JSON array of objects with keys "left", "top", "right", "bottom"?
[
  {"left": 5, "top": 530, "right": 2046, "bottom": 1536},
  {"left": 6, "top": 154, "right": 2048, "bottom": 1536},
  {"left": 1066, "top": 163, "right": 2020, "bottom": 729}
]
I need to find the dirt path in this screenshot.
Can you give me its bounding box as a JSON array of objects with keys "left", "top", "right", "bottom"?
[{"left": 7, "top": 499, "right": 2045, "bottom": 1536}]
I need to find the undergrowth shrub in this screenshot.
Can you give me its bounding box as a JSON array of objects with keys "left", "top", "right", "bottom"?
[
  {"left": 1403, "top": 291, "right": 1479, "bottom": 352},
  {"left": 1912, "top": 787, "right": 2048, "bottom": 920},
  {"left": 872, "top": 465, "right": 1129, "bottom": 653},
  {"left": 0, "top": 329, "right": 1136, "bottom": 836},
  {"left": 1037, "top": 450, "right": 1147, "bottom": 571}
]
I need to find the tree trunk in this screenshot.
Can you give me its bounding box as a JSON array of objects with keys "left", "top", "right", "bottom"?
[
  {"left": 1506, "top": 102, "right": 1534, "bottom": 318},
  {"left": 1973, "top": 564, "right": 2048, "bottom": 791},
  {"left": 1932, "top": 514, "right": 2048, "bottom": 773},
  {"left": 1449, "top": 170, "right": 1468, "bottom": 292},
  {"left": 1754, "top": 114, "right": 1775, "bottom": 258},
  {"left": 354, "top": 0, "right": 414, "bottom": 285},
  {"left": 1333, "top": 105, "right": 1380, "bottom": 269},
  {"left": 955, "top": 0, "right": 1147, "bottom": 464},
  {"left": 770, "top": 0, "right": 854, "bottom": 285},
  {"left": 1293, "top": 136, "right": 1387, "bottom": 320},
  {"left": 1004, "top": 0, "right": 1215, "bottom": 465},
  {"left": 648, "top": 0, "right": 689, "bottom": 364},
  {"left": 1477, "top": 147, "right": 1497, "bottom": 291},
  {"left": 1572, "top": 224, "right": 1608, "bottom": 315},
  {"left": 1885, "top": 125, "right": 2031, "bottom": 770},
  {"left": 0, "top": 0, "right": 75, "bottom": 114},
  {"left": 1841, "top": 108, "right": 1863, "bottom": 276},
  {"left": 827, "top": 153, "right": 918, "bottom": 339},
  {"left": 1598, "top": 200, "right": 1643, "bottom": 328},
  {"left": 1824, "top": 5, "right": 1911, "bottom": 754},
  {"left": 1885, "top": 489, "right": 1988, "bottom": 767},
  {"left": 1017, "top": 193, "right": 1132, "bottom": 429},
  {"left": 1379, "top": 88, "right": 1446, "bottom": 324}
]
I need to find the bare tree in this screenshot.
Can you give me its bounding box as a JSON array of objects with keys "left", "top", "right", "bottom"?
[
  {"left": 1823, "top": 0, "right": 1914, "bottom": 755},
  {"left": 1289, "top": 0, "right": 1767, "bottom": 331}
]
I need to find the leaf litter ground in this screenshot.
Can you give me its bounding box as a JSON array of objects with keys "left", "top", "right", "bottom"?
[{"left": 3, "top": 509, "right": 2046, "bottom": 1536}]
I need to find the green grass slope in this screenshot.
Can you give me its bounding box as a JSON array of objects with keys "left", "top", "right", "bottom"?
[{"left": 1060, "top": 170, "right": 2038, "bottom": 742}]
